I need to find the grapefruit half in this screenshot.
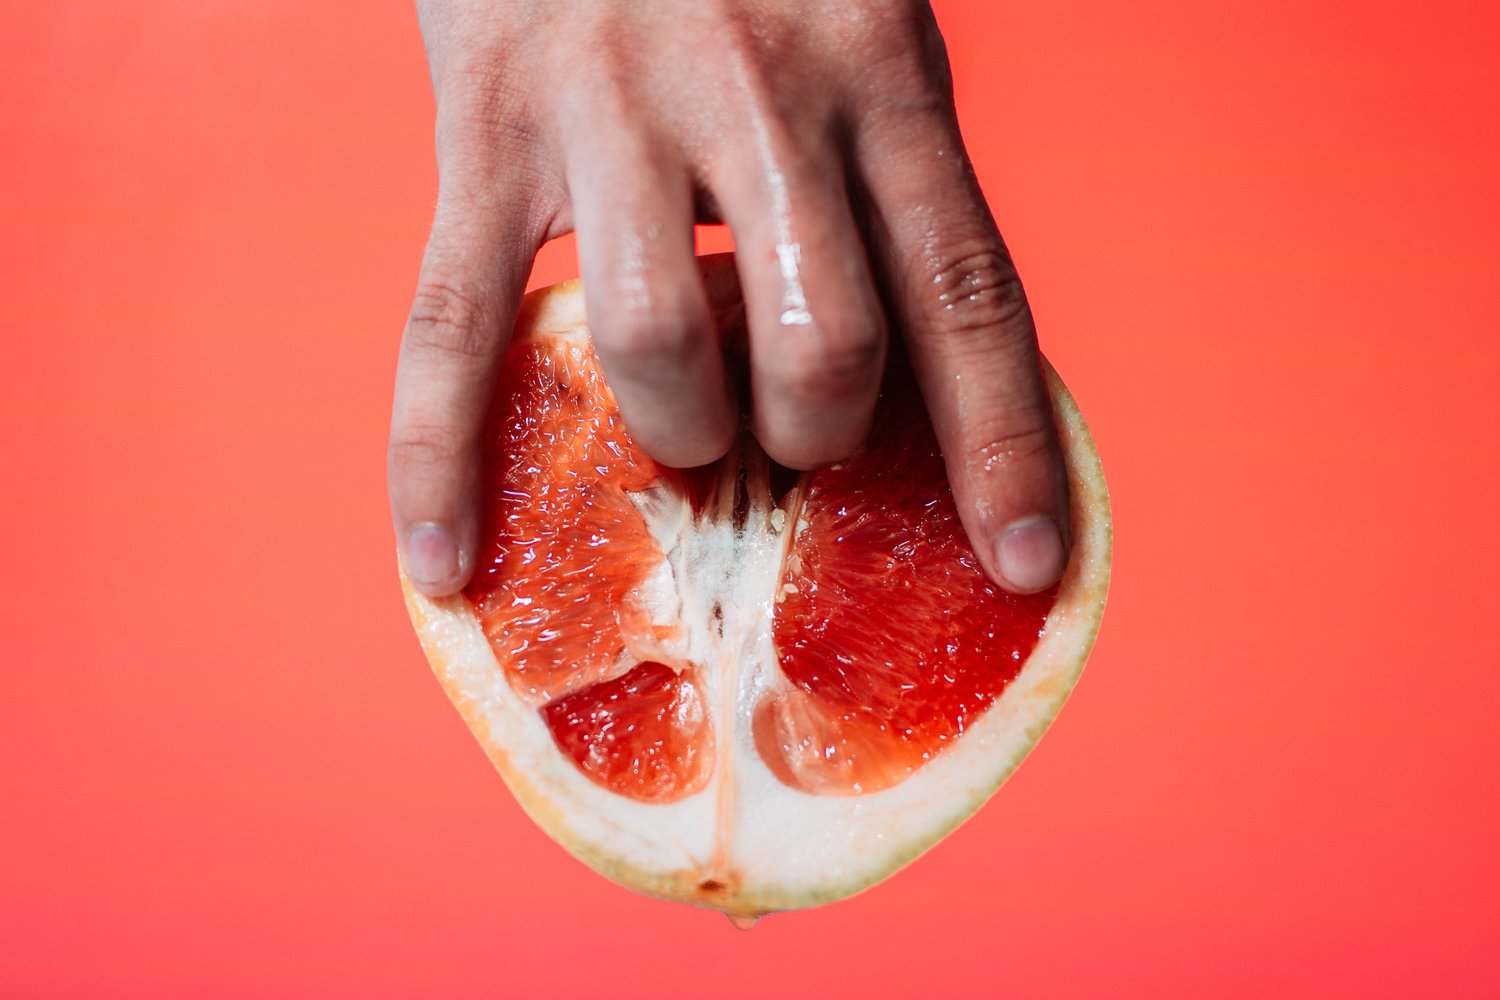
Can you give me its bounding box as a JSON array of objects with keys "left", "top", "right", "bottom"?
[{"left": 400, "top": 255, "right": 1111, "bottom": 921}]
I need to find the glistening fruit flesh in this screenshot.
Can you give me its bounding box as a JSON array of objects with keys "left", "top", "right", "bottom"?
[
  {"left": 758, "top": 383, "right": 1058, "bottom": 797},
  {"left": 401, "top": 258, "right": 1111, "bottom": 918}
]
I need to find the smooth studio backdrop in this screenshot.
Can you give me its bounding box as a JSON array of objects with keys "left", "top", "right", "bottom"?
[{"left": 2, "top": 2, "right": 1497, "bottom": 997}]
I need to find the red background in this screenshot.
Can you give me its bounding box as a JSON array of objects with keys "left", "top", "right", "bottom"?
[{"left": 3, "top": 2, "right": 1498, "bottom": 996}]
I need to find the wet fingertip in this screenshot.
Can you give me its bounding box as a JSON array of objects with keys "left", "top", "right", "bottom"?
[
  {"left": 404, "top": 521, "right": 467, "bottom": 595},
  {"left": 992, "top": 515, "right": 1066, "bottom": 594}
]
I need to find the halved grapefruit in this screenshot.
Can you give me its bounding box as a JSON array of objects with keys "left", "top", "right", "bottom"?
[{"left": 401, "top": 255, "right": 1111, "bottom": 921}]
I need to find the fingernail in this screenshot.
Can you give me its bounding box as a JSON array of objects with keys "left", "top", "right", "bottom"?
[
  {"left": 405, "top": 522, "right": 461, "bottom": 590},
  {"left": 995, "top": 515, "right": 1066, "bottom": 593}
]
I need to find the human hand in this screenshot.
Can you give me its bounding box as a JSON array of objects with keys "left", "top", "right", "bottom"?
[{"left": 390, "top": 0, "right": 1069, "bottom": 598}]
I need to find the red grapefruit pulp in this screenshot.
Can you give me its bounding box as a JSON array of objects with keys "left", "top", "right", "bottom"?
[{"left": 402, "top": 257, "right": 1111, "bottom": 918}]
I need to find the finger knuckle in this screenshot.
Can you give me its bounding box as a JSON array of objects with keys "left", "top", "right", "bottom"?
[
  {"left": 771, "top": 319, "right": 885, "bottom": 402},
  {"left": 968, "top": 415, "right": 1055, "bottom": 472},
  {"left": 926, "top": 247, "right": 1033, "bottom": 344},
  {"left": 844, "top": 2, "right": 953, "bottom": 106},
  {"left": 388, "top": 424, "right": 466, "bottom": 474},
  {"left": 438, "top": 51, "right": 542, "bottom": 148},
  {"left": 594, "top": 299, "right": 706, "bottom": 371},
  {"left": 404, "top": 281, "right": 496, "bottom": 362},
  {"left": 441, "top": 104, "right": 538, "bottom": 163},
  {"left": 845, "top": 1, "right": 933, "bottom": 58}
]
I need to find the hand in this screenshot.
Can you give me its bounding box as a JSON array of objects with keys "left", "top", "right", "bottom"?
[{"left": 389, "top": 0, "right": 1070, "bottom": 597}]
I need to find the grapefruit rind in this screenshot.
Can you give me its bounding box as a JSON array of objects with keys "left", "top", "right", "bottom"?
[{"left": 400, "top": 274, "right": 1111, "bottom": 919}]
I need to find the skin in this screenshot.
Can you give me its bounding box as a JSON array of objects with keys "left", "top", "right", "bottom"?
[{"left": 390, "top": 0, "right": 1069, "bottom": 597}]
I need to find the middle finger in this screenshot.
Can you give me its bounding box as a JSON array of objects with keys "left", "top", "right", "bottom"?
[{"left": 714, "top": 123, "right": 887, "bottom": 470}]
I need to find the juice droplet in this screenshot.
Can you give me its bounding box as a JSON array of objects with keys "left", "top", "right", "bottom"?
[{"left": 728, "top": 914, "right": 760, "bottom": 931}]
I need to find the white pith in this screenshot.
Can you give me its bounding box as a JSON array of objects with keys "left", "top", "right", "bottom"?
[{"left": 401, "top": 277, "right": 1112, "bottom": 918}]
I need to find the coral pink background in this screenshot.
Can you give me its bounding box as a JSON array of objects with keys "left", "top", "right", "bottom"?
[{"left": 3, "top": 2, "right": 1497, "bottom": 996}]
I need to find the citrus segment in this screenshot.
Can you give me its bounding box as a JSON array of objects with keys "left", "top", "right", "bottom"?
[
  {"left": 540, "top": 661, "right": 712, "bottom": 803},
  {"left": 760, "top": 390, "right": 1054, "bottom": 795},
  {"left": 463, "top": 337, "right": 710, "bottom": 800},
  {"left": 465, "top": 339, "right": 662, "bottom": 702}
]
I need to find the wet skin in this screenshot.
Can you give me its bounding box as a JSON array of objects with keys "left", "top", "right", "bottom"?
[{"left": 389, "top": 0, "right": 1070, "bottom": 597}]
